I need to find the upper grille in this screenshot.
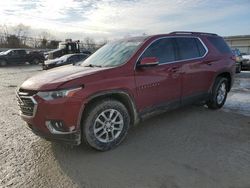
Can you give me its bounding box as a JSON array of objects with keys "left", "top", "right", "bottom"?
[{"left": 17, "top": 89, "right": 37, "bottom": 117}]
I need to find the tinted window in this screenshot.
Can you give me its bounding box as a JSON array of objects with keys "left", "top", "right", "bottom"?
[
  {"left": 68, "top": 55, "right": 78, "bottom": 63},
  {"left": 140, "top": 38, "right": 175, "bottom": 64},
  {"left": 175, "top": 38, "right": 202, "bottom": 60},
  {"left": 208, "top": 37, "right": 231, "bottom": 53},
  {"left": 196, "top": 39, "right": 206, "bottom": 56},
  {"left": 16, "top": 50, "right": 26, "bottom": 55},
  {"left": 78, "top": 54, "right": 88, "bottom": 60}
]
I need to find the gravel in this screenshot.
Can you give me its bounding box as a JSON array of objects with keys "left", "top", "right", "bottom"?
[{"left": 0, "top": 65, "right": 250, "bottom": 188}]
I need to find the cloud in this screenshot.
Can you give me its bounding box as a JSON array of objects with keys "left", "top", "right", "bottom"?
[{"left": 0, "top": 0, "right": 249, "bottom": 40}]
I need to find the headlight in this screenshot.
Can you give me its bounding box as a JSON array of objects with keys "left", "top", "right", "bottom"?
[{"left": 37, "top": 87, "right": 82, "bottom": 101}]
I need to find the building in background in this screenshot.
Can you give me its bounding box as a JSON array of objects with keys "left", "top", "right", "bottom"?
[{"left": 224, "top": 35, "right": 250, "bottom": 54}]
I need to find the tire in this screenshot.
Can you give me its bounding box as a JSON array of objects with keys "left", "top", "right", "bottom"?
[
  {"left": 206, "top": 77, "right": 228, "bottom": 109},
  {"left": 0, "top": 59, "right": 7, "bottom": 66},
  {"left": 82, "top": 99, "right": 130, "bottom": 151},
  {"left": 31, "top": 58, "right": 40, "bottom": 65}
]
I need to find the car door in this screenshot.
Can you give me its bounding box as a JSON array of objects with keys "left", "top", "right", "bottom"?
[
  {"left": 7, "top": 50, "right": 20, "bottom": 63},
  {"left": 134, "top": 38, "right": 182, "bottom": 112},
  {"left": 174, "top": 37, "right": 212, "bottom": 102},
  {"left": 17, "top": 50, "right": 27, "bottom": 63}
]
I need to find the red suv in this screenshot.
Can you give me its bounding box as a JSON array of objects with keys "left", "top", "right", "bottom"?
[{"left": 17, "top": 31, "right": 235, "bottom": 151}]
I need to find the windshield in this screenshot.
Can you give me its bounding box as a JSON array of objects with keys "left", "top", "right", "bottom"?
[
  {"left": 80, "top": 39, "right": 144, "bottom": 67},
  {"left": 1, "top": 50, "right": 11, "bottom": 55}
]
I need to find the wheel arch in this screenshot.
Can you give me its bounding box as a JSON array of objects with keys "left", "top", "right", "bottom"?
[
  {"left": 79, "top": 90, "right": 140, "bottom": 129},
  {"left": 214, "top": 72, "right": 232, "bottom": 92}
]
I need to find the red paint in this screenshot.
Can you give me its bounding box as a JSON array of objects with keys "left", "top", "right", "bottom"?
[{"left": 18, "top": 32, "right": 235, "bottom": 143}]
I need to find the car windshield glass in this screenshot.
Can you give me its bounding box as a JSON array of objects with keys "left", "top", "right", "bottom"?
[
  {"left": 1, "top": 50, "right": 11, "bottom": 55},
  {"left": 80, "top": 39, "right": 143, "bottom": 67}
]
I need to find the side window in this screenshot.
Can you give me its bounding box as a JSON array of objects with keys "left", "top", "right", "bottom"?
[
  {"left": 195, "top": 39, "right": 206, "bottom": 56},
  {"left": 207, "top": 37, "right": 231, "bottom": 54},
  {"left": 11, "top": 51, "right": 18, "bottom": 56},
  {"left": 79, "top": 54, "right": 87, "bottom": 60},
  {"left": 69, "top": 56, "right": 78, "bottom": 63},
  {"left": 17, "top": 50, "right": 26, "bottom": 56},
  {"left": 79, "top": 54, "right": 88, "bottom": 60},
  {"left": 175, "top": 38, "right": 201, "bottom": 60},
  {"left": 140, "top": 38, "right": 175, "bottom": 64}
]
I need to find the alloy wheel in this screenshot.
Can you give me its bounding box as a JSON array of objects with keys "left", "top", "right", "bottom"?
[
  {"left": 217, "top": 82, "right": 226, "bottom": 104},
  {"left": 93, "top": 109, "right": 124, "bottom": 143}
]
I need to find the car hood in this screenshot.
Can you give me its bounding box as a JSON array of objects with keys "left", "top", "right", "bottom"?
[{"left": 20, "top": 65, "right": 109, "bottom": 91}]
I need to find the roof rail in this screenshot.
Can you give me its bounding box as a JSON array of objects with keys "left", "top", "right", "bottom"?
[{"left": 170, "top": 31, "right": 218, "bottom": 36}]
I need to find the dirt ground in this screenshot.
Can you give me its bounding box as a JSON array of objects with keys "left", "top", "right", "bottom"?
[{"left": 0, "top": 65, "right": 250, "bottom": 188}]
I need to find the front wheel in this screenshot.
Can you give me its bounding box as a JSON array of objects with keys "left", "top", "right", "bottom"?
[
  {"left": 206, "top": 77, "right": 228, "bottom": 109},
  {"left": 82, "top": 99, "right": 130, "bottom": 151}
]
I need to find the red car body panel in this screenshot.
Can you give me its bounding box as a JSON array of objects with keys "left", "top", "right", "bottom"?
[{"left": 17, "top": 32, "right": 235, "bottom": 145}]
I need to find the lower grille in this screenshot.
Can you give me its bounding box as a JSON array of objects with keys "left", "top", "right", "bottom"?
[{"left": 17, "top": 90, "right": 37, "bottom": 117}]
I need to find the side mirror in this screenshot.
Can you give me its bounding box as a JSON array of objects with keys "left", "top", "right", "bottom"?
[{"left": 137, "top": 57, "right": 159, "bottom": 68}]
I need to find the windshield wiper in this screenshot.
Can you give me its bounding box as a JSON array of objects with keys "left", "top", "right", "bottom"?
[{"left": 84, "top": 64, "right": 103, "bottom": 68}]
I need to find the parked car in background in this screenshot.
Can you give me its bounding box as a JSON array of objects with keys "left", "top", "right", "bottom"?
[
  {"left": 17, "top": 31, "right": 235, "bottom": 151},
  {"left": 241, "top": 53, "right": 250, "bottom": 70},
  {"left": 42, "top": 53, "right": 89, "bottom": 70},
  {"left": 231, "top": 48, "right": 243, "bottom": 73},
  {"left": 0, "top": 49, "right": 44, "bottom": 66}
]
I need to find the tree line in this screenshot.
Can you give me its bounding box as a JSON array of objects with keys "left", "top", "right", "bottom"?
[{"left": 0, "top": 24, "right": 107, "bottom": 51}]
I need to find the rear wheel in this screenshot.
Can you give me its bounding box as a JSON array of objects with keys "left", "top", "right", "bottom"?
[
  {"left": 0, "top": 60, "right": 7, "bottom": 66},
  {"left": 206, "top": 77, "right": 228, "bottom": 109},
  {"left": 82, "top": 99, "right": 130, "bottom": 151}
]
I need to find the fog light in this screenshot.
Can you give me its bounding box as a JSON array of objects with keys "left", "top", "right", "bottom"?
[{"left": 45, "top": 120, "right": 76, "bottom": 134}]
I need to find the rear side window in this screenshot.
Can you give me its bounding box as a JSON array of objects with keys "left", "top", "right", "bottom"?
[
  {"left": 208, "top": 37, "right": 231, "bottom": 54},
  {"left": 140, "top": 38, "right": 175, "bottom": 64},
  {"left": 196, "top": 39, "right": 207, "bottom": 56},
  {"left": 17, "top": 50, "right": 26, "bottom": 55},
  {"left": 175, "top": 38, "right": 206, "bottom": 60},
  {"left": 79, "top": 54, "right": 88, "bottom": 60}
]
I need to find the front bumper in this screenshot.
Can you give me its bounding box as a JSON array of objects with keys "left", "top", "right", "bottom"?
[
  {"left": 17, "top": 90, "right": 84, "bottom": 145},
  {"left": 26, "top": 123, "right": 81, "bottom": 145}
]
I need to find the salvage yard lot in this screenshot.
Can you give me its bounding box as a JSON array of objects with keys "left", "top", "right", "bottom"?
[{"left": 0, "top": 65, "right": 250, "bottom": 188}]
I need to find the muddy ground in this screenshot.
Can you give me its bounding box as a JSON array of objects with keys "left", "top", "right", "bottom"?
[{"left": 0, "top": 65, "right": 250, "bottom": 188}]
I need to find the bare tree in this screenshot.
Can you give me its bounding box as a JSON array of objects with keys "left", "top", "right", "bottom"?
[
  {"left": 6, "top": 35, "right": 20, "bottom": 48},
  {"left": 99, "top": 39, "right": 109, "bottom": 47},
  {"left": 30, "top": 38, "right": 40, "bottom": 48},
  {"left": 83, "top": 37, "right": 96, "bottom": 52},
  {"left": 14, "top": 24, "right": 30, "bottom": 37},
  {"left": 14, "top": 24, "right": 30, "bottom": 46},
  {"left": 0, "top": 24, "right": 9, "bottom": 47}
]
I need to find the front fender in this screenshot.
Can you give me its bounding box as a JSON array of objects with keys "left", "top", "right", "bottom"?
[{"left": 76, "top": 89, "right": 140, "bottom": 131}]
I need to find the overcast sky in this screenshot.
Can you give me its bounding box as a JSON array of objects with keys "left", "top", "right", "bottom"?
[{"left": 0, "top": 0, "right": 250, "bottom": 41}]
